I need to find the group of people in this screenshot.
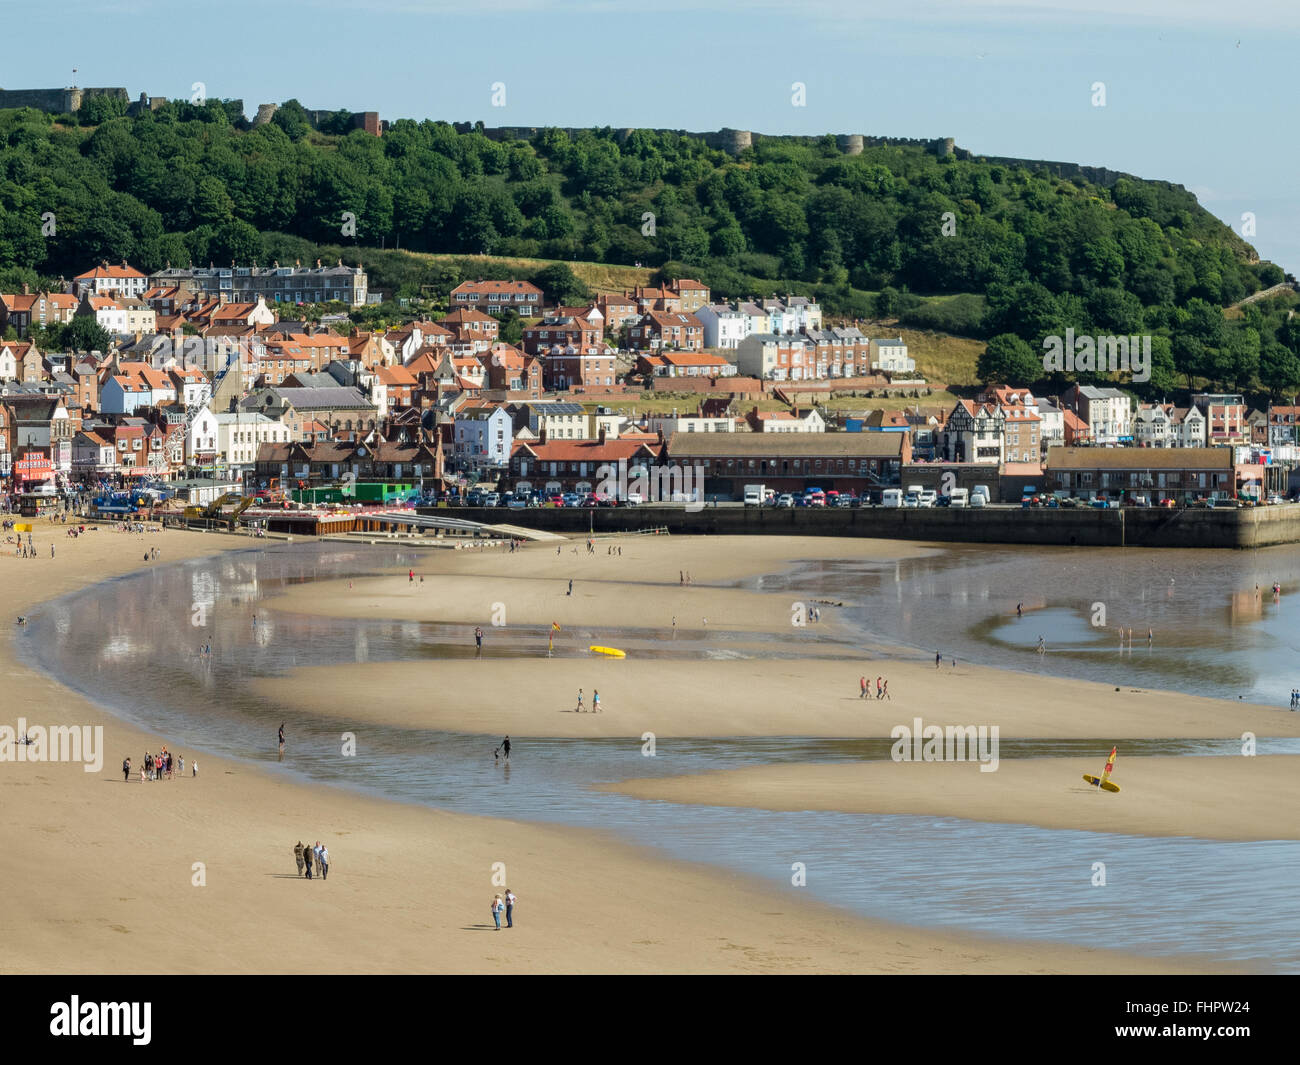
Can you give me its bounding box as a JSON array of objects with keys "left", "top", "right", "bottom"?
[
  {"left": 294, "top": 840, "right": 330, "bottom": 880},
  {"left": 125, "top": 747, "right": 193, "bottom": 781},
  {"left": 491, "top": 889, "right": 518, "bottom": 929},
  {"left": 859, "top": 676, "right": 890, "bottom": 700},
  {"left": 574, "top": 688, "right": 602, "bottom": 712}
]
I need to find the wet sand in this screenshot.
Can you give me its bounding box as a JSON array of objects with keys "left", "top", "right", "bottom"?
[
  {"left": 3, "top": 527, "right": 1205, "bottom": 973},
  {"left": 600, "top": 755, "right": 1300, "bottom": 842},
  {"left": 253, "top": 653, "right": 1300, "bottom": 740}
]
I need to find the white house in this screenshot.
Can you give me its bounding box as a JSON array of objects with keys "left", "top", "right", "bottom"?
[
  {"left": 1171, "top": 406, "right": 1207, "bottom": 448},
  {"left": 646, "top": 412, "right": 737, "bottom": 436},
  {"left": 188, "top": 407, "right": 219, "bottom": 462},
  {"left": 74, "top": 262, "right": 149, "bottom": 299},
  {"left": 1134, "top": 405, "right": 1174, "bottom": 448},
  {"left": 76, "top": 294, "right": 128, "bottom": 334},
  {"left": 214, "top": 412, "right": 291, "bottom": 474},
  {"left": 695, "top": 304, "right": 749, "bottom": 350},
  {"left": 869, "top": 337, "right": 915, "bottom": 375},
  {"left": 455, "top": 404, "right": 513, "bottom": 469}
]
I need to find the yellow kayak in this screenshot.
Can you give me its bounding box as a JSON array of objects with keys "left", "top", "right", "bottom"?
[{"left": 589, "top": 645, "right": 626, "bottom": 658}]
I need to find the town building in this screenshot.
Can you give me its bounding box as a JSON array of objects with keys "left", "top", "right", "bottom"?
[
  {"left": 450, "top": 280, "right": 542, "bottom": 315},
  {"left": 148, "top": 260, "right": 368, "bottom": 307}
]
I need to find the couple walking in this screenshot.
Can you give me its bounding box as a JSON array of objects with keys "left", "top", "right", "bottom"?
[
  {"left": 491, "top": 889, "right": 518, "bottom": 930},
  {"left": 294, "top": 840, "right": 330, "bottom": 880}
]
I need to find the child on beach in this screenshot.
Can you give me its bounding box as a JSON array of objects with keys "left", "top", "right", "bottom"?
[{"left": 576, "top": 688, "right": 584, "bottom": 712}]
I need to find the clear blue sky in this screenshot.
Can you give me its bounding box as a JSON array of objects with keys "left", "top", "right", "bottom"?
[{"left": 10, "top": 0, "right": 1299, "bottom": 271}]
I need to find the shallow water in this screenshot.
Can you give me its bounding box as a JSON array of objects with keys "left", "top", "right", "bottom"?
[{"left": 15, "top": 541, "right": 1300, "bottom": 971}]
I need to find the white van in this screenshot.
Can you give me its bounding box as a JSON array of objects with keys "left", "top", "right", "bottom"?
[
  {"left": 918, "top": 489, "right": 937, "bottom": 508},
  {"left": 882, "top": 488, "right": 903, "bottom": 508},
  {"left": 971, "top": 485, "right": 991, "bottom": 507},
  {"left": 949, "top": 488, "right": 969, "bottom": 508},
  {"left": 903, "top": 484, "right": 923, "bottom": 508},
  {"left": 743, "top": 483, "right": 766, "bottom": 507}
]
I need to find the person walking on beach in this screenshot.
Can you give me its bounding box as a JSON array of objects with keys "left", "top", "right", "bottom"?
[
  {"left": 313, "top": 841, "right": 324, "bottom": 880},
  {"left": 192, "top": 759, "right": 198, "bottom": 778},
  {"left": 576, "top": 688, "right": 584, "bottom": 712},
  {"left": 294, "top": 841, "right": 306, "bottom": 877},
  {"left": 567, "top": 579, "right": 573, "bottom": 596},
  {"left": 504, "top": 888, "right": 517, "bottom": 928},
  {"left": 123, "top": 756, "right": 131, "bottom": 782},
  {"left": 935, "top": 651, "right": 942, "bottom": 669},
  {"left": 876, "top": 676, "right": 882, "bottom": 700},
  {"left": 1017, "top": 602, "right": 1022, "bottom": 617},
  {"left": 501, "top": 736, "right": 511, "bottom": 762},
  {"left": 492, "top": 894, "right": 504, "bottom": 930},
  {"left": 475, "top": 626, "right": 483, "bottom": 653},
  {"left": 319, "top": 844, "right": 329, "bottom": 880},
  {"left": 278, "top": 722, "right": 285, "bottom": 762},
  {"left": 860, "top": 676, "right": 868, "bottom": 699},
  {"left": 882, "top": 679, "right": 890, "bottom": 700},
  {"left": 304, "top": 844, "right": 313, "bottom": 880},
  {"left": 592, "top": 689, "right": 601, "bottom": 713}
]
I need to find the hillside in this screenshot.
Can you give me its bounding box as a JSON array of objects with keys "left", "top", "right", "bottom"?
[{"left": 3, "top": 99, "right": 1299, "bottom": 397}]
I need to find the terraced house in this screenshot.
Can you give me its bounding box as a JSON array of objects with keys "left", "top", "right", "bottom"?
[
  {"left": 450, "top": 279, "right": 542, "bottom": 315},
  {"left": 627, "top": 311, "right": 704, "bottom": 352},
  {"left": 1044, "top": 446, "right": 1251, "bottom": 502}
]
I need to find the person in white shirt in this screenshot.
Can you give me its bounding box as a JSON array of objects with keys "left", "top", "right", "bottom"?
[
  {"left": 504, "top": 889, "right": 517, "bottom": 928},
  {"left": 319, "top": 844, "right": 330, "bottom": 880}
]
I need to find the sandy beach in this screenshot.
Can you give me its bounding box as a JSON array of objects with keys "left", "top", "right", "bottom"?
[
  {"left": 3, "top": 526, "right": 1215, "bottom": 974},
  {"left": 600, "top": 755, "right": 1300, "bottom": 842}
]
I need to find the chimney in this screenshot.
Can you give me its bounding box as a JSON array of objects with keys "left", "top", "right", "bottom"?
[{"left": 598, "top": 426, "right": 607, "bottom": 445}]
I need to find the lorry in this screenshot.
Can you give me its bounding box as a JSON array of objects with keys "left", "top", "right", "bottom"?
[{"left": 743, "top": 483, "right": 767, "bottom": 507}]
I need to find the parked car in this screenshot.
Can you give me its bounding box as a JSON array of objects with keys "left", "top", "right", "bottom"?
[
  {"left": 562, "top": 493, "right": 582, "bottom": 508},
  {"left": 481, "top": 492, "right": 501, "bottom": 507},
  {"left": 548, "top": 495, "right": 565, "bottom": 507},
  {"left": 625, "top": 492, "right": 644, "bottom": 506},
  {"left": 776, "top": 493, "right": 795, "bottom": 508},
  {"left": 835, "top": 493, "right": 856, "bottom": 508},
  {"left": 506, "top": 496, "right": 529, "bottom": 510}
]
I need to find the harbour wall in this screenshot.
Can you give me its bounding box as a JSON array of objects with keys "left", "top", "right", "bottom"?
[{"left": 437, "top": 505, "right": 1300, "bottom": 549}]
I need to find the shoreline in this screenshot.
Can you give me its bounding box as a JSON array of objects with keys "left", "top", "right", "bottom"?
[{"left": 4, "top": 529, "right": 1222, "bottom": 973}]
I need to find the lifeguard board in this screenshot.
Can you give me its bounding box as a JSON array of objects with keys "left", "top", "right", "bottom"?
[
  {"left": 589, "top": 645, "right": 626, "bottom": 658},
  {"left": 1082, "top": 773, "right": 1121, "bottom": 793}
]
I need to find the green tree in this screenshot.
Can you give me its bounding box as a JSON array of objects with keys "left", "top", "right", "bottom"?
[
  {"left": 62, "top": 315, "right": 112, "bottom": 353},
  {"left": 978, "top": 333, "right": 1041, "bottom": 384},
  {"left": 532, "top": 263, "right": 589, "bottom": 304}
]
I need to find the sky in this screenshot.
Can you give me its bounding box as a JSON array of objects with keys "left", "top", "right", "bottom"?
[{"left": 6, "top": 0, "right": 1299, "bottom": 270}]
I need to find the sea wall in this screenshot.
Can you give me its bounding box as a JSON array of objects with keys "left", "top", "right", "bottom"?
[{"left": 439, "top": 505, "right": 1300, "bottom": 549}]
